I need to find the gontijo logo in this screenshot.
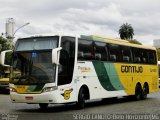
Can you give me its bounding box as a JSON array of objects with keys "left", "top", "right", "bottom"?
[{"left": 121, "top": 65, "right": 143, "bottom": 73}]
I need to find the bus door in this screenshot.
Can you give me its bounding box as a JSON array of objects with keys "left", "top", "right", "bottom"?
[{"left": 57, "top": 36, "right": 77, "bottom": 102}]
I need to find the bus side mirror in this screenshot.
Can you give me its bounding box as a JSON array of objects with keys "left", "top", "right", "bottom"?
[
  {"left": 52, "top": 47, "right": 62, "bottom": 65},
  {"left": 0, "top": 50, "right": 13, "bottom": 67}
]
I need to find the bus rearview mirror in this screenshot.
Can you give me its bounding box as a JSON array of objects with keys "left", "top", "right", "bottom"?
[
  {"left": 0, "top": 50, "right": 13, "bottom": 67},
  {"left": 52, "top": 47, "right": 62, "bottom": 65}
]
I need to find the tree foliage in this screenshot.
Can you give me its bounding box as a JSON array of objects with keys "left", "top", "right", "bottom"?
[
  {"left": 119, "top": 23, "right": 134, "bottom": 40},
  {"left": 0, "top": 36, "right": 12, "bottom": 51},
  {"left": 0, "top": 36, "right": 12, "bottom": 75}
]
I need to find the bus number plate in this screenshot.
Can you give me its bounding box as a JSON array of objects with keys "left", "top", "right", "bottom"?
[{"left": 25, "top": 96, "right": 33, "bottom": 100}]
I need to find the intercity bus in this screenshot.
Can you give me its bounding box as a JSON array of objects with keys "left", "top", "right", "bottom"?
[{"left": 0, "top": 34, "right": 158, "bottom": 109}]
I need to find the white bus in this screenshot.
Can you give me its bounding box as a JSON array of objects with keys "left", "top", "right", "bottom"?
[{"left": 0, "top": 35, "right": 158, "bottom": 109}]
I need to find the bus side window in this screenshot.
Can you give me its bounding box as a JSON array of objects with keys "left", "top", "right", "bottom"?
[
  {"left": 83, "top": 52, "right": 92, "bottom": 60},
  {"left": 78, "top": 51, "right": 84, "bottom": 60},
  {"left": 133, "top": 48, "right": 141, "bottom": 63},
  {"left": 94, "top": 42, "right": 108, "bottom": 61},
  {"left": 78, "top": 39, "right": 94, "bottom": 61},
  {"left": 148, "top": 50, "right": 157, "bottom": 64},
  {"left": 134, "top": 57, "right": 141, "bottom": 63},
  {"left": 121, "top": 46, "right": 132, "bottom": 63},
  {"left": 95, "top": 53, "right": 102, "bottom": 60},
  {"left": 123, "top": 56, "right": 129, "bottom": 62},
  {"left": 110, "top": 54, "right": 116, "bottom": 61},
  {"left": 108, "top": 43, "right": 122, "bottom": 62},
  {"left": 141, "top": 50, "right": 148, "bottom": 63}
]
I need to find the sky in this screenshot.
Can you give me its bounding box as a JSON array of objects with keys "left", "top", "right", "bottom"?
[{"left": 0, "top": 0, "right": 160, "bottom": 45}]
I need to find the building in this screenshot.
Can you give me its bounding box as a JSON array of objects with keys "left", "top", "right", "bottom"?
[{"left": 153, "top": 39, "right": 160, "bottom": 48}]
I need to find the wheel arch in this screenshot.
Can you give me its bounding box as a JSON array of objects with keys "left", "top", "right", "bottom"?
[
  {"left": 136, "top": 82, "right": 142, "bottom": 87},
  {"left": 78, "top": 84, "right": 90, "bottom": 100}
]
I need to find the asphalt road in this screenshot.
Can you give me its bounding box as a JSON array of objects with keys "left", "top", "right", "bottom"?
[{"left": 0, "top": 90, "right": 160, "bottom": 120}]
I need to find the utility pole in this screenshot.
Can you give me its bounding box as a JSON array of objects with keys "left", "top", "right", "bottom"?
[{"left": 13, "top": 22, "right": 30, "bottom": 38}]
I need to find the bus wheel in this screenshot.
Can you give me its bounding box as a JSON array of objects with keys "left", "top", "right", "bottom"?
[
  {"left": 135, "top": 84, "right": 142, "bottom": 101},
  {"left": 39, "top": 103, "right": 48, "bottom": 109},
  {"left": 142, "top": 83, "right": 149, "bottom": 100},
  {"left": 76, "top": 88, "right": 85, "bottom": 109}
]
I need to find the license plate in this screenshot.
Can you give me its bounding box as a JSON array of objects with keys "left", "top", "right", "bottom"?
[{"left": 25, "top": 96, "right": 33, "bottom": 100}]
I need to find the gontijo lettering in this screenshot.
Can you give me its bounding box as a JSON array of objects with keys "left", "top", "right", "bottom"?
[{"left": 121, "top": 65, "right": 143, "bottom": 73}]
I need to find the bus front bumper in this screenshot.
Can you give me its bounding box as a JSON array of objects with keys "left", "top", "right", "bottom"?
[{"left": 10, "top": 91, "right": 59, "bottom": 104}]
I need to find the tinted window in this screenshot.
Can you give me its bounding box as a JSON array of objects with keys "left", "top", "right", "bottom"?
[
  {"left": 121, "top": 46, "right": 132, "bottom": 62},
  {"left": 78, "top": 39, "right": 94, "bottom": 60},
  {"left": 148, "top": 50, "right": 157, "bottom": 64},
  {"left": 133, "top": 48, "right": 141, "bottom": 63},
  {"left": 108, "top": 44, "right": 122, "bottom": 62},
  {"left": 94, "top": 42, "right": 108, "bottom": 61},
  {"left": 132, "top": 48, "right": 157, "bottom": 64},
  {"left": 140, "top": 49, "right": 148, "bottom": 63}
]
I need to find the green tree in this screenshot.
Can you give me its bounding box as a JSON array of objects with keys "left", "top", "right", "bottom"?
[
  {"left": 119, "top": 23, "right": 134, "bottom": 40},
  {"left": 0, "top": 36, "right": 12, "bottom": 75}
]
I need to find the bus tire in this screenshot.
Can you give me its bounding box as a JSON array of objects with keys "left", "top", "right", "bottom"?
[
  {"left": 135, "top": 84, "right": 142, "bottom": 101},
  {"left": 142, "top": 83, "right": 149, "bottom": 100},
  {"left": 39, "top": 103, "right": 48, "bottom": 109},
  {"left": 76, "top": 88, "right": 85, "bottom": 109}
]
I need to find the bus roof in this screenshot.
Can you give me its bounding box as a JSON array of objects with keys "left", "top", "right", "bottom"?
[
  {"left": 80, "top": 35, "right": 156, "bottom": 50},
  {"left": 17, "top": 34, "right": 156, "bottom": 51}
]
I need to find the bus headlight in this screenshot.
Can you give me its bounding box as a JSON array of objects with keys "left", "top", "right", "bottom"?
[
  {"left": 10, "top": 87, "right": 17, "bottom": 92},
  {"left": 42, "top": 86, "right": 58, "bottom": 93}
]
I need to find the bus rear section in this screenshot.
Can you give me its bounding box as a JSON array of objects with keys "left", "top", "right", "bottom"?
[{"left": 76, "top": 35, "right": 158, "bottom": 102}]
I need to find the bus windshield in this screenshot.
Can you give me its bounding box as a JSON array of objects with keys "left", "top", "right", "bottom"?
[
  {"left": 10, "top": 36, "right": 59, "bottom": 85},
  {"left": 10, "top": 51, "right": 56, "bottom": 85}
]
